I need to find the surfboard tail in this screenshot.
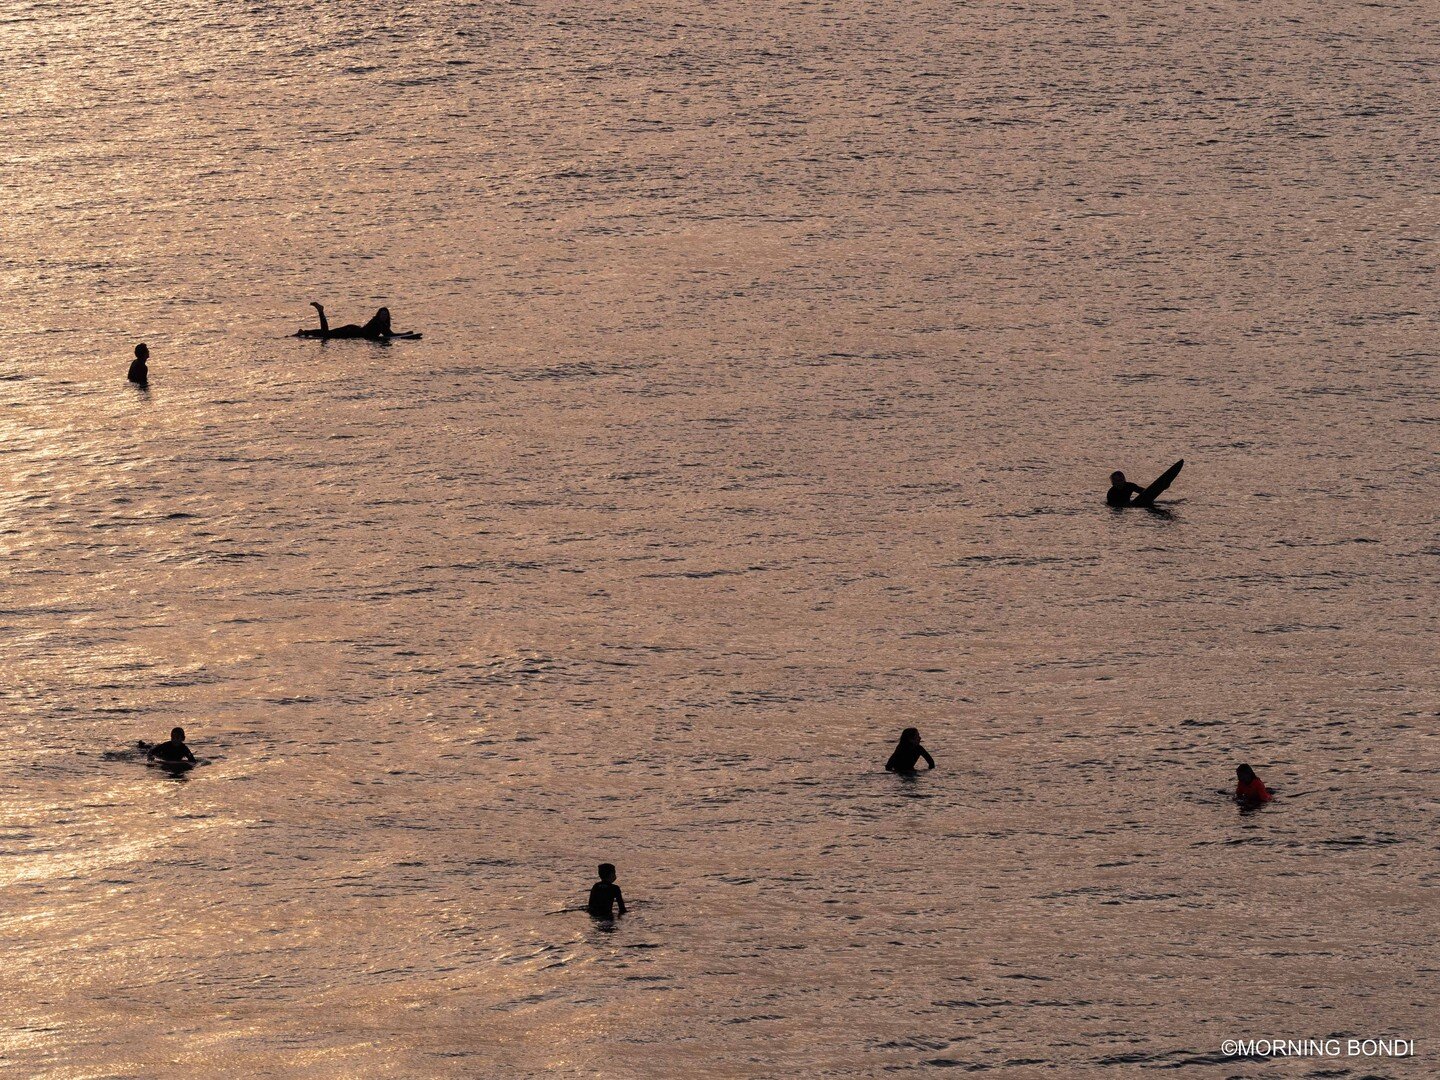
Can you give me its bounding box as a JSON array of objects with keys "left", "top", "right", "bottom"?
[{"left": 1135, "top": 459, "right": 1184, "bottom": 506}]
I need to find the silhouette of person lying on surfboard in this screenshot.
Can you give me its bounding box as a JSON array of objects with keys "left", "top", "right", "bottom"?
[
  {"left": 296, "top": 303, "right": 421, "bottom": 341},
  {"left": 1107, "top": 460, "right": 1183, "bottom": 508}
]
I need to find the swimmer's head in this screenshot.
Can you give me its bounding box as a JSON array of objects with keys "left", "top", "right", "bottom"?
[
  {"left": 135, "top": 343, "right": 149, "bottom": 361},
  {"left": 1110, "top": 471, "right": 1126, "bottom": 485},
  {"left": 900, "top": 727, "right": 920, "bottom": 745},
  {"left": 598, "top": 863, "right": 616, "bottom": 882},
  {"left": 170, "top": 726, "right": 186, "bottom": 742},
  {"left": 1236, "top": 764, "right": 1256, "bottom": 782}
]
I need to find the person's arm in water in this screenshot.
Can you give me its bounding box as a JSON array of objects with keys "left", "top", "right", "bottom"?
[
  {"left": 180, "top": 742, "right": 196, "bottom": 763},
  {"left": 614, "top": 886, "right": 626, "bottom": 916},
  {"left": 918, "top": 746, "right": 935, "bottom": 770}
]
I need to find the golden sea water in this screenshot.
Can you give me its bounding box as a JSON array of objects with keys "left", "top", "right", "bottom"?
[{"left": 1, "top": 1, "right": 1436, "bottom": 1076}]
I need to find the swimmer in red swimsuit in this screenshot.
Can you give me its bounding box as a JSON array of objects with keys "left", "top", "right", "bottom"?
[{"left": 1235, "top": 763, "right": 1273, "bottom": 805}]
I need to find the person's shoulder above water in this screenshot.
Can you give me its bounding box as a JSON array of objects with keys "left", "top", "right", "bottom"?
[
  {"left": 885, "top": 726, "right": 936, "bottom": 773},
  {"left": 1106, "top": 470, "right": 1141, "bottom": 507},
  {"left": 147, "top": 726, "right": 196, "bottom": 763},
  {"left": 1234, "top": 763, "right": 1272, "bottom": 805},
  {"left": 587, "top": 863, "right": 626, "bottom": 918},
  {"left": 127, "top": 343, "right": 149, "bottom": 386},
  {"left": 587, "top": 881, "right": 618, "bottom": 911}
]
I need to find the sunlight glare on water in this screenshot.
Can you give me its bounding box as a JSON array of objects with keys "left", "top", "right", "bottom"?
[{"left": 1, "top": 0, "right": 1436, "bottom": 1076}]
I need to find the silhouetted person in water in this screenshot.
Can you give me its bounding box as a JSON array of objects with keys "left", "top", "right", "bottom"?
[
  {"left": 587, "top": 863, "right": 626, "bottom": 919},
  {"left": 1107, "top": 460, "right": 1184, "bottom": 508},
  {"left": 1106, "top": 471, "right": 1142, "bottom": 507},
  {"left": 127, "top": 343, "right": 149, "bottom": 386},
  {"left": 297, "top": 302, "right": 393, "bottom": 341},
  {"left": 145, "top": 727, "right": 196, "bottom": 765},
  {"left": 886, "top": 727, "right": 935, "bottom": 774},
  {"left": 1235, "top": 763, "right": 1273, "bottom": 806}
]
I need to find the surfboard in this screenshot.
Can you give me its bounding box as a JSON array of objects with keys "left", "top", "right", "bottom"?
[
  {"left": 149, "top": 758, "right": 195, "bottom": 774},
  {"left": 1134, "top": 459, "right": 1183, "bottom": 507}
]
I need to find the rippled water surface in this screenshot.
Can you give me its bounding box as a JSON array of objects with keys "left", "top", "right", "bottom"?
[{"left": 2, "top": 1, "right": 1437, "bottom": 1076}]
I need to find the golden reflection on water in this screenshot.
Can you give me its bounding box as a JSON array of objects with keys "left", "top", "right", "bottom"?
[{"left": 2, "top": 0, "right": 1437, "bottom": 1075}]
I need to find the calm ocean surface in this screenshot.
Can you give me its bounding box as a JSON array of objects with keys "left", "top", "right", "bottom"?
[{"left": 2, "top": 1, "right": 1436, "bottom": 1076}]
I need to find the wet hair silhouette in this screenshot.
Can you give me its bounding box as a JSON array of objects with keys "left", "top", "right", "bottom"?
[
  {"left": 297, "top": 302, "right": 396, "bottom": 341},
  {"left": 363, "top": 307, "right": 391, "bottom": 338},
  {"left": 885, "top": 727, "right": 935, "bottom": 774},
  {"left": 587, "top": 862, "right": 626, "bottom": 918},
  {"left": 128, "top": 343, "right": 149, "bottom": 386}
]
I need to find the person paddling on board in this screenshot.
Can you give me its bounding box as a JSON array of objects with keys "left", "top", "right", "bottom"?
[
  {"left": 127, "top": 343, "right": 149, "bottom": 387},
  {"left": 296, "top": 302, "right": 395, "bottom": 341},
  {"left": 1107, "top": 460, "right": 1184, "bottom": 508},
  {"left": 145, "top": 726, "right": 196, "bottom": 766},
  {"left": 1235, "top": 763, "right": 1273, "bottom": 806},
  {"left": 886, "top": 727, "right": 935, "bottom": 774},
  {"left": 587, "top": 863, "right": 626, "bottom": 919}
]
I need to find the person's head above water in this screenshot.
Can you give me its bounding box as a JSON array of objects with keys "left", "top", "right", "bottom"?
[
  {"left": 1109, "top": 470, "right": 1126, "bottom": 485},
  {"left": 598, "top": 862, "right": 616, "bottom": 883},
  {"left": 899, "top": 727, "right": 920, "bottom": 745},
  {"left": 1236, "top": 763, "right": 1257, "bottom": 783},
  {"left": 134, "top": 343, "right": 149, "bottom": 362},
  {"left": 169, "top": 726, "right": 186, "bottom": 743}
]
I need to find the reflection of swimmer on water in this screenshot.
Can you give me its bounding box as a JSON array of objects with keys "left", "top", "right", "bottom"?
[
  {"left": 128, "top": 343, "right": 149, "bottom": 386},
  {"left": 587, "top": 863, "right": 626, "bottom": 919},
  {"left": 1235, "top": 763, "right": 1273, "bottom": 806},
  {"left": 296, "top": 302, "right": 417, "bottom": 341},
  {"left": 885, "top": 727, "right": 935, "bottom": 774},
  {"left": 146, "top": 727, "right": 196, "bottom": 765}
]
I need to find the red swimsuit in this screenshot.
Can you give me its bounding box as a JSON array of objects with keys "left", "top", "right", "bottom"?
[{"left": 1236, "top": 777, "right": 1272, "bottom": 803}]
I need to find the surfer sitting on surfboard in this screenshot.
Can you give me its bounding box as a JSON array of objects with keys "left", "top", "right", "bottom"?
[
  {"left": 296, "top": 303, "right": 419, "bottom": 341},
  {"left": 145, "top": 727, "right": 196, "bottom": 766},
  {"left": 1107, "top": 460, "right": 1184, "bottom": 508}
]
